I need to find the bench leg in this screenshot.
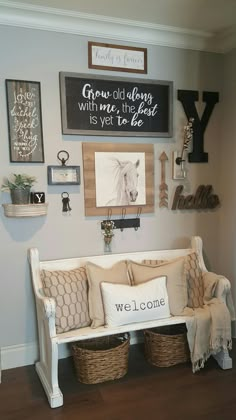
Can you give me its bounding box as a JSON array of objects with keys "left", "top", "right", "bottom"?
[
  {"left": 213, "top": 349, "right": 232, "bottom": 370},
  {"left": 37, "top": 320, "right": 63, "bottom": 408}
]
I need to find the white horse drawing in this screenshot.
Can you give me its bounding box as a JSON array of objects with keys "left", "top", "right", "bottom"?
[{"left": 106, "top": 158, "right": 140, "bottom": 206}]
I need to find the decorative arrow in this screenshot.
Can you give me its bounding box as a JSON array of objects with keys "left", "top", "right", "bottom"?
[{"left": 159, "top": 151, "right": 168, "bottom": 208}]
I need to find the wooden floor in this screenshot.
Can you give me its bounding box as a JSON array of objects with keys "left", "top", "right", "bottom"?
[{"left": 1, "top": 341, "right": 236, "bottom": 420}]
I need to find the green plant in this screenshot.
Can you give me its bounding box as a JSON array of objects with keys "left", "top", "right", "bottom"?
[{"left": 1, "top": 173, "right": 37, "bottom": 191}]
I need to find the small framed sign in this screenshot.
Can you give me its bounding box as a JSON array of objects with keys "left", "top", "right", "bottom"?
[
  {"left": 88, "top": 42, "right": 147, "bottom": 74},
  {"left": 5, "top": 79, "right": 44, "bottom": 163},
  {"left": 47, "top": 165, "right": 80, "bottom": 185}
]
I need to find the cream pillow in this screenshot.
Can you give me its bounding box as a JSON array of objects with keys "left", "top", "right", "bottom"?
[
  {"left": 86, "top": 261, "right": 130, "bottom": 328},
  {"left": 41, "top": 268, "right": 91, "bottom": 333},
  {"left": 128, "top": 257, "right": 187, "bottom": 315},
  {"left": 101, "top": 277, "right": 170, "bottom": 327}
]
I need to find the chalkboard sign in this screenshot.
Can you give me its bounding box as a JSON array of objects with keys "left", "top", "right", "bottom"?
[
  {"left": 59, "top": 72, "right": 173, "bottom": 137},
  {"left": 6, "top": 79, "right": 44, "bottom": 163}
]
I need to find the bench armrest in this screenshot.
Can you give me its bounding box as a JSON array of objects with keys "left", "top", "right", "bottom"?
[
  {"left": 203, "top": 271, "right": 235, "bottom": 320},
  {"left": 40, "top": 296, "right": 56, "bottom": 320},
  {"left": 35, "top": 293, "right": 57, "bottom": 337},
  {"left": 214, "top": 276, "right": 231, "bottom": 300},
  {"left": 203, "top": 271, "right": 230, "bottom": 300}
]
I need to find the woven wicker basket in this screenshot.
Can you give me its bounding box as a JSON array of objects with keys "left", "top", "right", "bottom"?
[
  {"left": 144, "top": 325, "right": 190, "bottom": 367},
  {"left": 72, "top": 333, "right": 130, "bottom": 384}
]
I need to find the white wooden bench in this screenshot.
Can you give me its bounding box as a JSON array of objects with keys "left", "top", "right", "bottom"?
[{"left": 28, "top": 236, "right": 232, "bottom": 408}]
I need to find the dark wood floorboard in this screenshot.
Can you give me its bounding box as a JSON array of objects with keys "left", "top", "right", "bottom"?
[{"left": 1, "top": 340, "right": 236, "bottom": 420}]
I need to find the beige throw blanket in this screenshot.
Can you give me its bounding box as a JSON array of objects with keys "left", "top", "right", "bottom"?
[{"left": 182, "top": 273, "right": 234, "bottom": 373}]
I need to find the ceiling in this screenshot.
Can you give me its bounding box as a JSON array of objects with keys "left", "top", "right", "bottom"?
[
  {"left": 9, "top": 0, "right": 236, "bottom": 34},
  {"left": 0, "top": 0, "right": 236, "bottom": 52}
]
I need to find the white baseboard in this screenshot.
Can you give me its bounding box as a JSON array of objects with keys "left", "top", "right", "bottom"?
[
  {"left": 1, "top": 333, "right": 141, "bottom": 371},
  {"left": 1, "top": 342, "right": 39, "bottom": 370}
]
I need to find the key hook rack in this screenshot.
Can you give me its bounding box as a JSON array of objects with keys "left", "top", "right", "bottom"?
[{"left": 101, "top": 207, "right": 142, "bottom": 232}]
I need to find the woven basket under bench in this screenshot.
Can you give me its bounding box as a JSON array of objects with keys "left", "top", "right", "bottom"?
[
  {"left": 72, "top": 333, "right": 130, "bottom": 384},
  {"left": 144, "top": 324, "right": 190, "bottom": 367}
]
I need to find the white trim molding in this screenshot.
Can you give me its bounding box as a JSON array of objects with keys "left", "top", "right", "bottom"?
[
  {"left": 1, "top": 342, "right": 39, "bottom": 370},
  {"left": 0, "top": 334, "right": 140, "bottom": 371},
  {"left": 1, "top": 342, "right": 70, "bottom": 370},
  {"left": 0, "top": 1, "right": 234, "bottom": 53}
]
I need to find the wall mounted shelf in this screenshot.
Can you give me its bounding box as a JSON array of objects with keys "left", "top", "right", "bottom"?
[{"left": 2, "top": 203, "right": 48, "bottom": 218}]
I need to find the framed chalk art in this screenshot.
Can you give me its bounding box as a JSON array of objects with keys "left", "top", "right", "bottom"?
[
  {"left": 82, "top": 142, "right": 154, "bottom": 216},
  {"left": 60, "top": 72, "right": 173, "bottom": 137}
]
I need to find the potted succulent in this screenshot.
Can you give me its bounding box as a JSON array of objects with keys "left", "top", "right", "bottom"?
[{"left": 1, "top": 173, "right": 37, "bottom": 204}]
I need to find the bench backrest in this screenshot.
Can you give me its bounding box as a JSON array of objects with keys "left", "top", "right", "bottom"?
[{"left": 28, "top": 236, "right": 206, "bottom": 297}]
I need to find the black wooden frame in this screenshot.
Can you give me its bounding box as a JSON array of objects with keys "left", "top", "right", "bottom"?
[{"left": 59, "top": 72, "right": 173, "bottom": 138}]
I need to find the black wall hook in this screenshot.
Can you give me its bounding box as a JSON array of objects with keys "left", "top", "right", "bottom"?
[
  {"left": 107, "top": 208, "right": 112, "bottom": 220},
  {"left": 120, "top": 208, "right": 126, "bottom": 232},
  {"left": 57, "top": 150, "right": 69, "bottom": 166},
  {"left": 134, "top": 207, "right": 142, "bottom": 230}
]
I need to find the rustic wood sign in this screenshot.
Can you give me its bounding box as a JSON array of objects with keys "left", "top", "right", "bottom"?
[
  {"left": 171, "top": 185, "right": 220, "bottom": 210},
  {"left": 6, "top": 79, "right": 44, "bottom": 163},
  {"left": 60, "top": 72, "right": 173, "bottom": 137}
]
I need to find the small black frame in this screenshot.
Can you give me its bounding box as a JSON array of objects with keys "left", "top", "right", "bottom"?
[{"left": 47, "top": 165, "right": 80, "bottom": 185}]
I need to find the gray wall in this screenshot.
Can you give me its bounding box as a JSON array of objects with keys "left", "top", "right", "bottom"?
[
  {"left": 218, "top": 49, "right": 236, "bottom": 310},
  {"left": 0, "top": 25, "right": 225, "bottom": 364}
]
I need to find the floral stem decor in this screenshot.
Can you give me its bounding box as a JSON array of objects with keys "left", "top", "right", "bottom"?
[
  {"left": 102, "top": 220, "right": 115, "bottom": 252},
  {"left": 175, "top": 118, "right": 194, "bottom": 177}
]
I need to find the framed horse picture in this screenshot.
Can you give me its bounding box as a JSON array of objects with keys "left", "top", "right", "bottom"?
[{"left": 82, "top": 142, "right": 154, "bottom": 216}]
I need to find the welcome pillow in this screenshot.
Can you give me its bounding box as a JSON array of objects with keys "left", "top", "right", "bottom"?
[
  {"left": 101, "top": 277, "right": 170, "bottom": 327},
  {"left": 86, "top": 261, "right": 130, "bottom": 328},
  {"left": 128, "top": 257, "right": 187, "bottom": 315}
]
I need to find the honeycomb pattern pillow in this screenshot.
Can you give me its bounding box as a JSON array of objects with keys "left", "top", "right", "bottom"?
[
  {"left": 41, "top": 268, "right": 91, "bottom": 333},
  {"left": 184, "top": 252, "right": 204, "bottom": 308}
]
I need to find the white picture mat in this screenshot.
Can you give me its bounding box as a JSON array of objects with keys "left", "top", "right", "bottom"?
[{"left": 95, "top": 151, "right": 146, "bottom": 207}]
